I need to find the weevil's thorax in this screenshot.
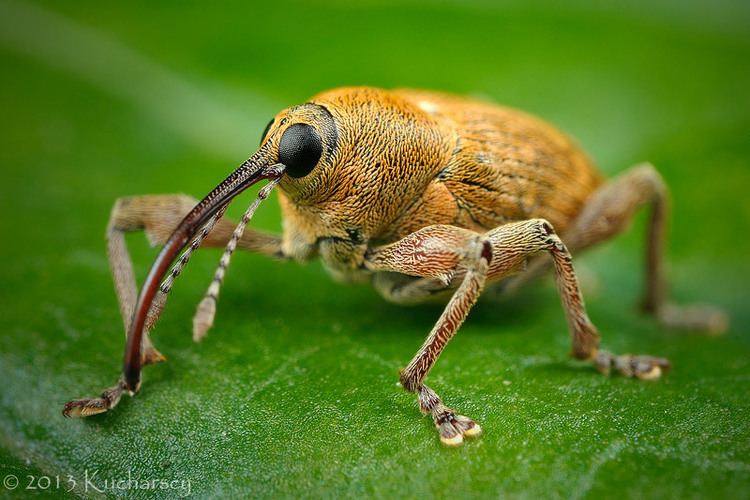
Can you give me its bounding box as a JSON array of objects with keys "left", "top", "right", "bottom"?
[{"left": 275, "top": 87, "right": 455, "bottom": 281}]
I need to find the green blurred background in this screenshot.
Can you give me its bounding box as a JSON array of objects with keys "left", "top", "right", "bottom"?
[{"left": 1, "top": 0, "right": 749, "bottom": 497}]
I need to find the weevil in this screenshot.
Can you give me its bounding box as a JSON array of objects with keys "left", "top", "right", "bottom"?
[{"left": 63, "top": 87, "right": 728, "bottom": 446}]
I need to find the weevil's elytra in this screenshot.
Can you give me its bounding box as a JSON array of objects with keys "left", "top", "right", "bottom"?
[{"left": 63, "top": 86, "right": 728, "bottom": 446}]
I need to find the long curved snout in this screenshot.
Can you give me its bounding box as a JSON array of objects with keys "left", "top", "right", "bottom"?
[{"left": 122, "top": 153, "right": 285, "bottom": 390}]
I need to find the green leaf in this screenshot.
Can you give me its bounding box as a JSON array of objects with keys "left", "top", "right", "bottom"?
[{"left": 1, "top": 0, "right": 748, "bottom": 497}]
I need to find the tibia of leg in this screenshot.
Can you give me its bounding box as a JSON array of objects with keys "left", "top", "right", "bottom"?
[
  {"left": 569, "top": 319, "right": 601, "bottom": 361},
  {"left": 62, "top": 378, "right": 129, "bottom": 417},
  {"left": 418, "top": 385, "right": 481, "bottom": 447},
  {"left": 646, "top": 302, "right": 729, "bottom": 335},
  {"left": 594, "top": 350, "right": 671, "bottom": 380}
]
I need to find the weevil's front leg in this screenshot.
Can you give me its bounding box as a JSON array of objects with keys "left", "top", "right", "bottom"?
[
  {"left": 63, "top": 194, "right": 282, "bottom": 418},
  {"left": 366, "top": 225, "right": 491, "bottom": 446},
  {"left": 107, "top": 195, "right": 281, "bottom": 349}
]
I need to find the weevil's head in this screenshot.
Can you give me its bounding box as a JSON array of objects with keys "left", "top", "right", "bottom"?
[{"left": 258, "top": 87, "right": 454, "bottom": 261}]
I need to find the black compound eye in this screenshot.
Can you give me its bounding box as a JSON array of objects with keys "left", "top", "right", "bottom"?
[
  {"left": 259, "top": 118, "right": 274, "bottom": 146},
  {"left": 278, "top": 123, "right": 323, "bottom": 178}
]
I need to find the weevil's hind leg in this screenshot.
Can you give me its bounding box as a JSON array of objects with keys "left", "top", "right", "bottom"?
[
  {"left": 367, "top": 226, "right": 491, "bottom": 446},
  {"left": 64, "top": 194, "right": 282, "bottom": 417},
  {"left": 505, "top": 164, "right": 727, "bottom": 333},
  {"left": 564, "top": 163, "right": 728, "bottom": 333}
]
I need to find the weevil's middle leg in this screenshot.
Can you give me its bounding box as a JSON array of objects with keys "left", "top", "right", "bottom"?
[{"left": 484, "top": 219, "right": 670, "bottom": 378}]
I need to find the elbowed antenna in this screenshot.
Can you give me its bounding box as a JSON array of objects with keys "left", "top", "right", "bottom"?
[
  {"left": 192, "top": 175, "right": 283, "bottom": 341},
  {"left": 122, "top": 152, "right": 286, "bottom": 391}
]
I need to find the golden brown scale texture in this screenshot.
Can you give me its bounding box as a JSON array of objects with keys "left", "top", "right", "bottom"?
[
  {"left": 389, "top": 89, "right": 603, "bottom": 237},
  {"left": 274, "top": 87, "right": 602, "bottom": 281}
]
